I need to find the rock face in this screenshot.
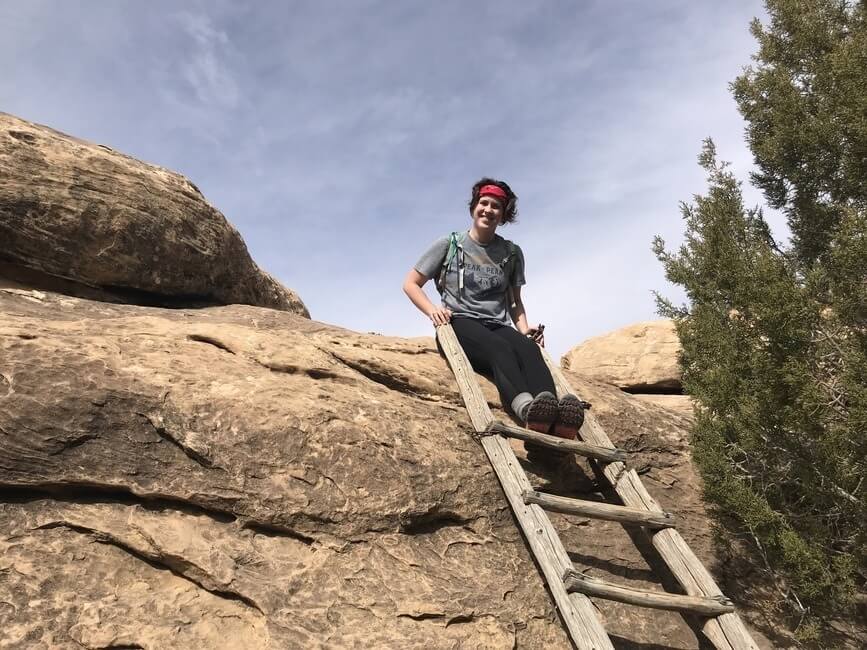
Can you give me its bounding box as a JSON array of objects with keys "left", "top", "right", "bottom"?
[
  {"left": 562, "top": 320, "right": 682, "bottom": 392},
  {"left": 0, "top": 286, "right": 782, "bottom": 649},
  {"left": 0, "top": 287, "right": 567, "bottom": 648},
  {"left": 0, "top": 113, "right": 308, "bottom": 316}
]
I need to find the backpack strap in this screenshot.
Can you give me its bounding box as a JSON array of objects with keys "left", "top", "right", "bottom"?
[
  {"left": 435, "top": 231, "right": 465, "bottom": 296},
  {"left": 500, "top": 238, "right": 519, "bottom": 308},
  {"left": 436, "top": 234, "right": 519, "bottom": 307},
  {"left": 501, "top": 238, "right": 518, "bottom": 273}
]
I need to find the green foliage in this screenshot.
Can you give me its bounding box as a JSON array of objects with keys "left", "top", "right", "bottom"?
[
  {"left": 732, "top": 0, "right": 867, "bottom": 267},
  {"left": 654, "top": 0, "right": 866, "bottom": 625}
]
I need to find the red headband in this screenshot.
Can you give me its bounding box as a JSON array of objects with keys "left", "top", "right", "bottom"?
[{"left": 479, "top": 184, "right": 507, "bottom": 200}]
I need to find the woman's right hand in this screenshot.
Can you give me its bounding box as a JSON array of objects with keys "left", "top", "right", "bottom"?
[{"left": 428, "top": 307, "right": 453, "bottom": 327}]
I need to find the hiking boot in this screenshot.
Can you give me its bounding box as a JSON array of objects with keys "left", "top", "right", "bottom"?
[
  {"left": 523, "top": 391, "right": 559, "bottom": 435},
  {"left": 552, "top": 394, "right": 586, "bottom": 440}
]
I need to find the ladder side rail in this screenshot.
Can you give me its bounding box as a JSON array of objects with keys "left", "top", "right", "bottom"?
[
  {"left": 437, "top": 323, "right": 492, "bottom": 431},
  {"left": 484, "top": 436, "right": 615, "bottom": 650},
  {"left": 437, "top": 324, "right": 613, "bottom": 650},
  {"left": 541, "top": 349, "right": 759, "bottom": 650}
]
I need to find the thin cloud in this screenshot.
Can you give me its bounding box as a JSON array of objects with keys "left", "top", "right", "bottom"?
[{"left": 175, "top": 11, "right": 241, "bottom": 110}]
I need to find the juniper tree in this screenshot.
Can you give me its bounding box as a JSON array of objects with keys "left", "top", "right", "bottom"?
[
  {"left": 732, "top": 0, "right": 866, "bottom": 269},
  {"left": 653, "top": 0, "right": 865, "bottom": 632}
]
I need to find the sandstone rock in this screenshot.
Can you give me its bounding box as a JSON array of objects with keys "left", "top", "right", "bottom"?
[
  {"left": 0, "top": 288, "right": 784, "bottom": 648},
  {"left": 561, "top": 320, "right": 682, "bottom": 392},
  {"left": 0, "top": 113, "right": 308, "bottom": 316},
  {"left": 0, "top": 288, "right": 564, "bottom": 649},
  {"left": 632, "top": 394, "right": 696, "bottom": 420}
]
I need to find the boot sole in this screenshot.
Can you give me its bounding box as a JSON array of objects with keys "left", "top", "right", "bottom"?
[
  {"left": 525, "top": 393, "right": 559, "bottom": 434},
  {"left": 553, "top": 396, "right": 585, "bottom": 440}
]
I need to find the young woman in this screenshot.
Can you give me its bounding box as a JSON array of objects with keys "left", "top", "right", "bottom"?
[{"left": 402, "top": 178, "right": 585, "bottom": 445}]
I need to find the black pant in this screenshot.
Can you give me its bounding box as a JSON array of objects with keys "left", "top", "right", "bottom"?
[{"left": 448, "top": 318, "right": 556, "bottom": 412}]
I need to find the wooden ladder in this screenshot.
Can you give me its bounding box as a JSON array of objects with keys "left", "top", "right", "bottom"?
[{"left": 436, "top": 324, "right": 758, "bottom": 650}]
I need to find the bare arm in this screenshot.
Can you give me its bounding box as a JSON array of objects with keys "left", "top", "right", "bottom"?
[
  {"left": 402, "top": 269, "right": 453, "bottom": 326},
  {"left": 509, "top": 286, "right": 545, "bottom": 346},
  {"left": 509, "top": 285, "right": 531, "bottom": 334}
]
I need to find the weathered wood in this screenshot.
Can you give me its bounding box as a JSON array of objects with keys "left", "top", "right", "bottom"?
[
  {"left": 437, "top": 324, "right": 613, "bottom": 650},
  {"left": 488, "top": 420, "right": 627, "bottom": 463},
  {"left": 541, "top": 349, "right": 760, "bottom": 650},
  {"left": 484, "top": 437, "right": 614, "bottom": 650},
  {"left": 564, "top": 570, "right": 735, "bottom": 616},
  {"left": 523, "top": 490, "right": 676, "bottom": 528},
  {"left": 436, "top": 323, "right": 493, "bottom": 432}
]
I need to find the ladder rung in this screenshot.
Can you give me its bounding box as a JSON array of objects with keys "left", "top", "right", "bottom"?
[
  {"left": 564, "top": 569, "right": 735, "bottom": 616},
  {"left": 523, "top": 490, "right": 676, "bottom": 528},
  {"left": 487, "top": 420, "right": 627, "bottom": 463}
]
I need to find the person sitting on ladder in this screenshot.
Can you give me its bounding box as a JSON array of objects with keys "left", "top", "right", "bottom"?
[{"left": 402, "top": 177, "right": 586, "bottom": 459}]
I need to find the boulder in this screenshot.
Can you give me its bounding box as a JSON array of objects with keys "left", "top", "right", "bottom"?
[
  {"left": 561, "top": 320, "right": 682, "bottom": 392},
  {"left": 0, "top": 287, "right": 780, "bottom": 649},
  {"left": 0, "top": 113, "right": 307, "bottom": 316}
]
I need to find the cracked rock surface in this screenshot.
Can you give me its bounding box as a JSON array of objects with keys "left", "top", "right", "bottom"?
[
  {"left": 0, "top": 287, "right": 565, "bottom": 649},
  {"left": 0, "top": 285, "right": 777, "bottom": 649}
]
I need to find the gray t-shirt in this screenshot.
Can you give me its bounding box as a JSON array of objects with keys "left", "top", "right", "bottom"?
[{"left": 414, "top": 231, "right": 526, "bottom": 325}]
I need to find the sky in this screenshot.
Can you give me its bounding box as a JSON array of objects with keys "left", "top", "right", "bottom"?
[{"left": 0, "top": 0, "right": 783, "bottom": 359}]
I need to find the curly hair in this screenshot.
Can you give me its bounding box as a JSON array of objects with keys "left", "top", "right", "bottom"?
[{"left": 468, "top": 178, "right": 518, "bottom": 225}]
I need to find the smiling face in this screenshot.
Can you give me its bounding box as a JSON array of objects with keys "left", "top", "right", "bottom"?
[{"left": 472, "top": 195, "right": 504, "bottom": 232}]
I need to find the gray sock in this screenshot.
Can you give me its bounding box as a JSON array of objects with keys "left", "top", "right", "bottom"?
[{"left": 511, "top": 392, "right": 534, "bottom": 422}]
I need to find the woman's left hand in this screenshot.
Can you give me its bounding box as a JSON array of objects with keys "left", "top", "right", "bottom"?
[{"left": 526, "top": 324, "right": 545, "bottom": 347}]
